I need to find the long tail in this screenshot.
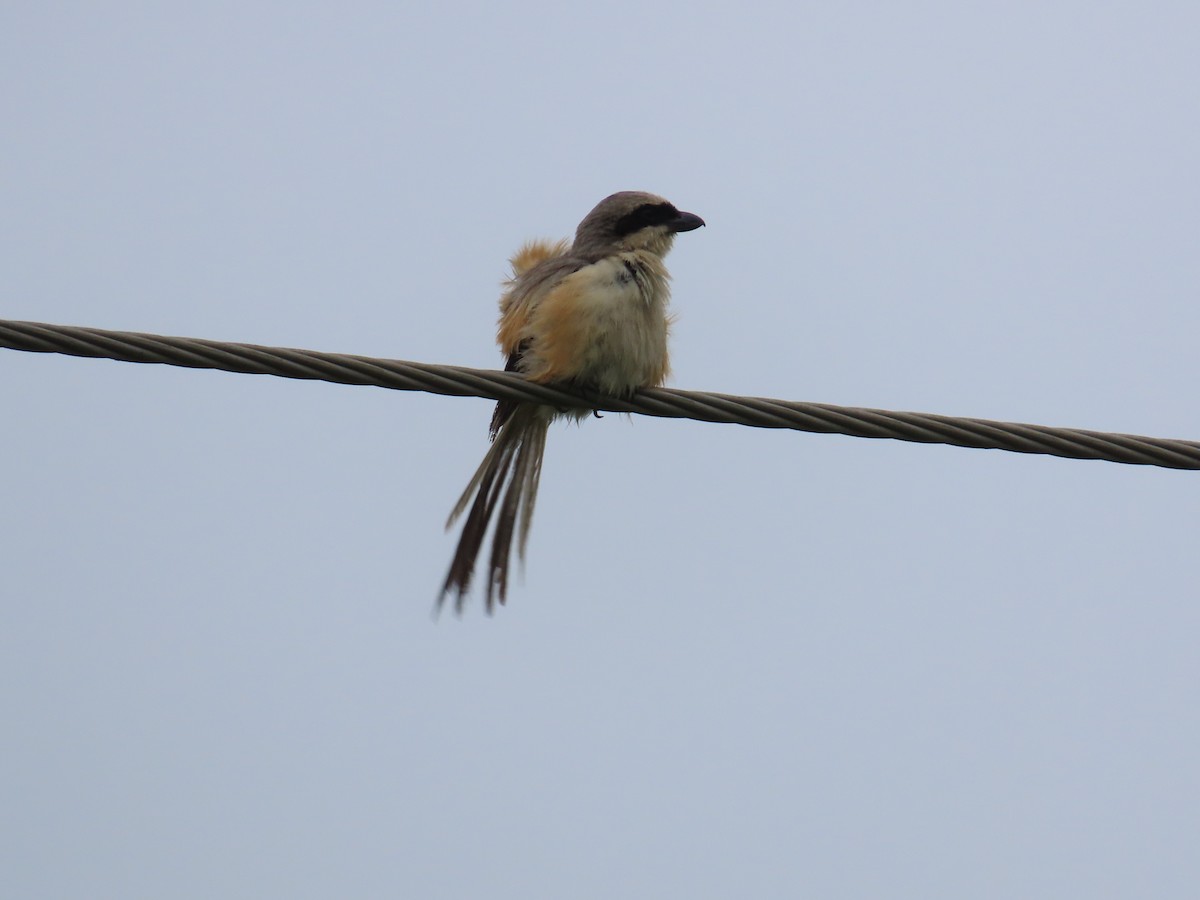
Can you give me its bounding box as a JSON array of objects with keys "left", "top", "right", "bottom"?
[{"left": 440, "top": 404, "right": 550, "bottom": 613}]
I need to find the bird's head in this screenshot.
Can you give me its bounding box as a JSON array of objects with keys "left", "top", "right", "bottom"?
[{"left": 573, "top": 191, "right": 705, "bottom": 259}]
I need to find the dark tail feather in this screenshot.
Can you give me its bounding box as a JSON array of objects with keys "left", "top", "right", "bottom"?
[
  {"left": 440, "top": 406, "right": 549, "bottom": 614},
  {"left": 487, "top": 416, "right": 547, "bottom": 605}
]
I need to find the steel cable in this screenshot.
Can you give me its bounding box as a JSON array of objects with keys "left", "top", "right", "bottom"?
[{"left": 2, "top": 319, "right": 1197, "bottom": 470}]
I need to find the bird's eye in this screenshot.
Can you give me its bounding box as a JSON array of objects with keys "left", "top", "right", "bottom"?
[{"left": 614, "top": 202, "right": 680, "bottom": 236}]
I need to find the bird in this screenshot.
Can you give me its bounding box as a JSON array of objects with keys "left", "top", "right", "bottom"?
[{"left": 440, "top": 191, "right": 705, "bottom": 613}]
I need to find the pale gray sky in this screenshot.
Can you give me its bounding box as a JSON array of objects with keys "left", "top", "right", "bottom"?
[{"left": 3, "top": 2, "right": 1199, "bottom": 897}]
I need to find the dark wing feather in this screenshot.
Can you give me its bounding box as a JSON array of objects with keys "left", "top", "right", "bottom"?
[{"left": 489, "top": 338, "right": 531, "bottom": 439}]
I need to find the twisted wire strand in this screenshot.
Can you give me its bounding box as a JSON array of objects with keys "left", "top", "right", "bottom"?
[{"left": 2, "top": 318, "right": 1197, "bottom": 470}]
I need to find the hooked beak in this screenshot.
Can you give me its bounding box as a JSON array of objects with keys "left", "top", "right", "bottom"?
[{"left": 670, "top": 210, "right": 706, "bottom": 233}]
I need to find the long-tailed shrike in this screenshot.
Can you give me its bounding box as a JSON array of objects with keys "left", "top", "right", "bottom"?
[{"left": 440, "top": 191, "right": 704, "bottom": 612}]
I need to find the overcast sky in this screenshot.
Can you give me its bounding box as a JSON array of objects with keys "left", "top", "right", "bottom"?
[{"left": 3, "top": 3, "right": 1199, "bottom": 897}]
